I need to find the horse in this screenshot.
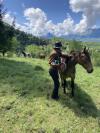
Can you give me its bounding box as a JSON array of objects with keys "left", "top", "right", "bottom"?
[
  {"left": 22, "top": 51, "right": 32, "bottom": 58},
  {"left": 59, "top": 47, "right": 93, "bottom": 97}
]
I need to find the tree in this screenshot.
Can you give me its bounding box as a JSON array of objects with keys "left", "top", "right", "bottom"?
[
  {"left": 11, "top": 37, "right": 20, "bottom": 51},
  {"left": 25, "top": 45, "right": 42, "bottom": 58},
  {"left": 0, "top": 2, "right": 6, "bottom": 56},
  {"left": 0, "top": 23, "right": 15, "bottom": 56},
  {"left": 0, "top": 2, "right": 15, "bottom": 56}
]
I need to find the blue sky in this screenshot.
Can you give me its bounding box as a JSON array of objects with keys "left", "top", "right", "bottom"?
[
  {"left": 4, "top": 0, "right": 81, "bottom": 24},
  {"left": 3, "top": 0, "right": 100, "bottom": 36}
]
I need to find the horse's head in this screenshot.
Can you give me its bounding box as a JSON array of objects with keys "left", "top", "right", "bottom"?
[{"left": 78, "top": 47, "right": 93, "bottom": 73}]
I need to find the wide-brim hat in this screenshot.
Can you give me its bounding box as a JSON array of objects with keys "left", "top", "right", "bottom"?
[{"left": 53, "top": 42, "right": 62, "bottom": 49}]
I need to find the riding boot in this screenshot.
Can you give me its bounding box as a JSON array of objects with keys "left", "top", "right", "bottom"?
[{"left": 51, "top": 89, "right": 59, "bottom": 100}]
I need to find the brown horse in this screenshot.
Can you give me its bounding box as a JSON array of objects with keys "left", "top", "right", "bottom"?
[{"left": 59, "top": 47, "right": 93, "bottom": 97}]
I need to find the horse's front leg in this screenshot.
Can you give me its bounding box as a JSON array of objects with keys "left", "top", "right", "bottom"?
[
  {"left": 71, "top": 78, "right": 75, "bottom": 97},
  {"left": 60, "top": 74, "right": 67, "bottom": 94}
]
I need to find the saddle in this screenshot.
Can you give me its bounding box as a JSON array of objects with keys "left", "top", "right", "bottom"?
[{"left": 60, "top": 55, "right": 72, "bottom": 73}]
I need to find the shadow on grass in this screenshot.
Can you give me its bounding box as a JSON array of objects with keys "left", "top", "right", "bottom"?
[
  {"left": 0, "top": 58, "right": 49, "bottom": 98},
  {"left": 59, "top": 83, "right": 99, "bottom": 118}
]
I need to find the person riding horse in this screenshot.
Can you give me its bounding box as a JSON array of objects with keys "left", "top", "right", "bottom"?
[{"left": 49, "top": 42, "right": 69, "bottom": 100}]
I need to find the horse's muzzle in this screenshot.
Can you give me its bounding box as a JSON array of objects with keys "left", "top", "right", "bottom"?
[{"left": 87, "top": 68, "right": 93, "bottom": 73}]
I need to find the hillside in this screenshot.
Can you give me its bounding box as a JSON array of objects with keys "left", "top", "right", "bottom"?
[{"left": 0, "top": 57, "right": 100, "bottom": 133}]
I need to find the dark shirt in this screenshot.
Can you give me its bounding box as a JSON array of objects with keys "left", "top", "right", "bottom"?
[{"left": 49, "top": 49, "right": 68, "bottom": 68}]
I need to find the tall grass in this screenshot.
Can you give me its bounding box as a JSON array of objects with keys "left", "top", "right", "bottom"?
[
  {"left": 91, "top": 50, "right": 100, "bottom": 66},
  {"left": 0, "top": 57, "right": 100, "bottom": 132}
]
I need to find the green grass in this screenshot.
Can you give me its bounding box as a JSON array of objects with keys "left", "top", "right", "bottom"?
[
  {"left": 0, "top": 57, "right": 100, "bottom": 133},
  {"left": 83, "top": 42, "right": 100, "bottom": 50}
]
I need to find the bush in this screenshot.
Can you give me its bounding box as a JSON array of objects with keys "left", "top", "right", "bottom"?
[
  {"left": 25, "top": 44, "right": 52, "bottom": 58},
  {"left": 25, "top": 45, "right": 42, "bottom": 58},
  {"left": 6, "top": 52, "right": 14, "bottom": 57}
]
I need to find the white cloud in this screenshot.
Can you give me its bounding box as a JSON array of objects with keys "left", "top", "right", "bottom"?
[
  {"left": 3, "top": 13, "right": 14, "bottom": 25},
  {"left": 74, "top": 15, "right": 88, "bottom": 34},
  {"left": 70, "top": 0, "right": 100, "bottom": 34},
  {"left": 47, "top": 16, "right": 74, "bottom": 36},
  {"left": 23, "top": 4, "right": 100, "bottom": 36},
  {"left": 3, "top": 12, "right": 29, "bottom": 34},
  {"left": 15, "top": 23, "right": 29, "bottom": 33},
  {"left": 24, "top": 8, "right": 75, "bottom": 36},
  {"left": 24, "top": 8, "right": 48, "bottom": 36},
  {"left": 2, "top": 0, "right": 100, "bottom": 37},
  {"left": 0, "top": 0, "right": 3, "bottom": 4}
]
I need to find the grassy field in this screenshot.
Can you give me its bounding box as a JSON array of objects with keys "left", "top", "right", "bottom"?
[{"left": 0, "top": 57, "right": 100, "bottom": 133}]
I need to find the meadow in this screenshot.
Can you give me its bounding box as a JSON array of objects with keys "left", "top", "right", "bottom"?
[{"left": 0, "top": 57, "right": 100, "bottom": 133}]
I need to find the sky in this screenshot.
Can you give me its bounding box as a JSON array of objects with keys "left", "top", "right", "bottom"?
[{"left": 1, "top": 0, "right": 100, "bottom": 37}]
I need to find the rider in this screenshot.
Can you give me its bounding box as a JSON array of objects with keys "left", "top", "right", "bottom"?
[{"left": 49, "top": 42, "right": 69, "bottom": 100}]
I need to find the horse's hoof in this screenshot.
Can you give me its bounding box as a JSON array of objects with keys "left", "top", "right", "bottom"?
[{"left": 51, "top": 95, "right": 59, "bottom": 100}]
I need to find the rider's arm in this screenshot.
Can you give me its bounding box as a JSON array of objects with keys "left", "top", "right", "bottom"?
[
  {"left": 49, "top": 53, "right": 61, "bottom": 68},
  {"left": 61, "top": 53, "right": 72, "bottom": 60}
]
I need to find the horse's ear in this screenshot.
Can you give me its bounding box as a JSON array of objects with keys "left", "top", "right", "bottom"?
[
  {"left": 83, "top": 46, "right": 86, "bottom": 52},
  {"left": 84, "top": 46, "right": 90, "bottom": 53}
]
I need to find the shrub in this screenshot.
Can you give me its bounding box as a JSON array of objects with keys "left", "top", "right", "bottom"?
[
  {"left": 6, "top": 52, "right": 14, "bottom": 57},
  {"left": 25, "top": 45, "right": 42, "bottom": 58}
]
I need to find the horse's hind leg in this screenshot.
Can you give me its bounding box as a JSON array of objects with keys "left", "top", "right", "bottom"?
[
  {"left": 62, "top": 79, "right": 67, "bottom": 94},
  {"left": 71, "top": 78, "right": 75, "bottom": 97}
]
